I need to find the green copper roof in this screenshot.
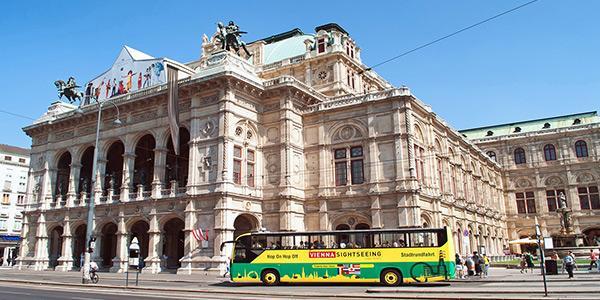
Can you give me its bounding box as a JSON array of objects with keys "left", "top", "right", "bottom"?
[
  {"left": 460, "top": 111, "right": 599, "bottom": 139},
  {"left": 263, "top": 34, "right": 313, "bottom": 65}
]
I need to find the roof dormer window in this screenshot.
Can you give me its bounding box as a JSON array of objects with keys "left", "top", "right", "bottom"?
[
  {"left": 317, "top": 38, "right": 326, "bottom": 54},
  {"left": 543, "top": 122, "right": 551, "bottom": 129},
  {"left": 514, "top": 126, "right": 522, "bottom": 133},
  {"left": 486, "top": 130, "right": 494, "bottom": 136},
  {"left": 573, "top": 118, "right": 581, "bottom": 125}
]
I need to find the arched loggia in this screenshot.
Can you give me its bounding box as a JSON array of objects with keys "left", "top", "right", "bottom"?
[
  {"left": 165, "top": 128, "right": 190, "bottom": 189},
  {"left": 79, "top": 147, "right": 94, "bottom": 195},
  {"left": 55, "top": 152, "right": 71, "bottom": 201},
  {"left": 134, "top": 134, "right": 155, "bottom": 191},
  {"left": 104, "top": 141, "right": 124, "bottom": 193}
]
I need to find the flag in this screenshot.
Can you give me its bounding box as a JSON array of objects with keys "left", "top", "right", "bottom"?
[
  {"left": 339, "top": 264, "right": 361, "bottom": 275},
  {"left": 167, "top": 65, "right": 180, "bottom": 155},
  {"left": 192, "top": 226, "right": 209, "bottom": 241}
]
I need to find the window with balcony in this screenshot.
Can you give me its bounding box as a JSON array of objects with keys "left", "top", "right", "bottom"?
[
  {"left": 543, "top": 144, "right": 557, "bottom": 161},
  {"left": 516, "top": 191, "right": 536, "bottom": 214},
  {"left": 514, "top": 148, "right": 526, "bottom": 164},
  {"left": 578, "top": 186, "right": 600, "bottom": 210},
  {"left": 546, "top": 189, "right": 565, "bottom": 212},
  {"left": 575, "top": 140, "right": 588, "bottom": 158}
]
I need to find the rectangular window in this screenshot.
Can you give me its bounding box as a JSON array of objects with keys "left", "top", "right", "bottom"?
[
  {"left": 13, "top": 220, "right": 22, "bottom": 231},
  {"left": 0, "top": 219, "right": 6, "bottom": 230},
  {"left": 335, "top": 162, "right": 347, "bottom": 186},
  {"left": 4, "top": 156, "right": 11, "bottom": 161},
  {"left": 247, "top": 163, "right": 255, "bottom": 187},
  {"left": 516, "top": 192, "right": 536, "bottom": 214},
  {"left": 351, "top": 160, "right": 364, "bottom": 184},
  {"left": 317, "top": 38, "right": 326, "bottom": 53},
  {"left": 579, "top": 186, "right": 600, "bottom": 210},
  {"left": 546, "top": 189, "right": 565, "bottom": 212},
  {"left": 18, "top": 158, "right": 26, "bottom": 163},
  {"left": 334, "top": 149, "right": 347, "bottom": 159},
  {"left": 3, "top": 180, "right": 11, "bottom": 191},
  {"left": 233, "top": 160, "right": 241, "bottom": 185},
  {"left": 414, "top": 145, "right": 425, "bottom": 184},
  {"left": 17, "top": 195, "right": 25, "bottom": 205},
  {"left": 2, "top": 194, "right": 9, "bottom": 205}
]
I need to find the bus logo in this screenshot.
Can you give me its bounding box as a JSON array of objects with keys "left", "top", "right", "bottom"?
[{"left": 309, "top": 251, "right": 337, "bottom": 258}]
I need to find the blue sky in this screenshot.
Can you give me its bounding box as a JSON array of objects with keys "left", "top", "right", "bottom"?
[{"left": 1, "top": 0, "right": 598, "bottom": 148}]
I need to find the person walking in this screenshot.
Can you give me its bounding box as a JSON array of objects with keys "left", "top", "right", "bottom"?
[
  {"left": 525, "top": 252, "right": 535, "bottom": 273},
  {"left": 473, "top": 251, "right": 482, "bottom": 277},
  {"left": 466, "top": 255, "right": 475, "bottom": 277},
  {"left": 483, "top": 254, "right": 490, "bottom": 278},
  {"left": 588, "top": 249, "right": 597, "bottom": 271},
  {"left": 563, "top": 253, "right": 575, "bottom": 279},
  {"left": 520, "top": 253, "right": 527, "bottom": 273},
  {"left": 569, "top": 251, "right": 578, "bottom": 271}
]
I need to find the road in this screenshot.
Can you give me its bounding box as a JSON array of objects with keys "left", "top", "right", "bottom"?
[{"left": 1, "top": 268, "right": 600, "bottom": 299}]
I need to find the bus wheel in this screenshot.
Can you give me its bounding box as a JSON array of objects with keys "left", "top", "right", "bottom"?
[
  {"left": 261, "top": 269, "right": 280, "bottom": 286},
  {"left": 380, "top": 269, "right": 402, "bottom": 286}
]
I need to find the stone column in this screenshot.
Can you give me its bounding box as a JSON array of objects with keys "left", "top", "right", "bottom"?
[
  {"left": 120, "top": 152, "right": 136, "bottom": 201},
  {"left": 94, "top": 159, "right": 107, "bottom": 204},
  {"left": 178, "top": 199, "right": 197, "bottom": 274},
  {"left": 111, "top": 208, "right": 128, "bottom": 273},
  {"left": 318, "top": 199, "right": 329, "bottom": 230},
  {"left": 15, "top": 214, "right": 31, "bottom": 270},
  {"left": 56, "top": 217, "right": 73, "bottom": 271},
  {"left": 152, "top": 147, "right": 168, "bottom": 198},
  {"left": 370, "top": 195, "right": 383, "bottom": 229},
  {"left": 144, "top": 207, "right": 162, "bottom": 274},
  {"left": 46, "top": 168, "right": 58, "bottom": 207},
  {"left": 66, "top": 163, "right": 81, "bottom": 207},
  {"left": 33, "top": 213, "right": 49, "bottom": 270}
]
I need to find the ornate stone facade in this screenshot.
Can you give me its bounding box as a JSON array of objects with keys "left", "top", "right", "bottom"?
[
  {"left": 461, "top": 112, "right": 600, "bottom": 252},
  {"left": 17, "top": 23, "right": 506, "bottom": 274}
]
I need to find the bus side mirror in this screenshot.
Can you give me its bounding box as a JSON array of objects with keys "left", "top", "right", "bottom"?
[{"left": 220, "top": 241, "right": 234, "bottom": 252}]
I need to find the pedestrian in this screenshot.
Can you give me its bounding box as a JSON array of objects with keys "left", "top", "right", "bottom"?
[
  {"left": 483, "top": 254, "right": 490, "bottom": 278},
  {"left": 569, "top": 251, "right": 578, "bottom": 271},
  {"left": 588, "top": 249, "right": 597, "bottom": 271},
  {"left": 455, "top": 253, "right": 464, "bottom": 279},
  {"left": 563, "top": 253, "right": 574, "bottom": 279},
  {"left": 520, "top": 253, "right": 527, "bottom": 273},
  {"left": 466, "top": 255, "right": 475, "bottom": 277},
  {"left": 525, "top": 252, "right": 534, "bottom": 273},
  {"left": 473, "top": 251, "right": 482, "bottom": 277}
]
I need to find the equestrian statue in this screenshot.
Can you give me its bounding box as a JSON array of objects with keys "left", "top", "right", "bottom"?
[
  {"left": 215, "top": 21, "right": 252, "bottom": 57},
  {"left": 54, "top": 76, "right": 84, "bottom": 104}
]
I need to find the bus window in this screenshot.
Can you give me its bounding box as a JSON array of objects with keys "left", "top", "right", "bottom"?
[
  {"left": 408, "top": 232, "right": 438, "bottom": 247},
  {"left": 380, "top": 232, "right": 407, "bottom": 248},
  {"left": 251, "top": 235, "right": 266, "bottom": 249},
  {"left": 266, "top": 235, "right": 282, "bottom": 249},
  {"left": 293, "top": 235, "right": 310, "bottom": 249}
]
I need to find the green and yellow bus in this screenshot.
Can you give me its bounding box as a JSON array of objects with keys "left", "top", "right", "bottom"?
[{"left": 222, "top": 227, "right": 455, "bottom": 286}]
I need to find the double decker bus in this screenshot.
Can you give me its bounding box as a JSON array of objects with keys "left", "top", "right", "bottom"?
[{"left": 221, "top": 227, "right": 455, "bottom": 286}]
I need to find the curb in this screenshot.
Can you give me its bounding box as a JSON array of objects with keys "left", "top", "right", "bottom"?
[{"left": 1, "top": 278, "right": 599, "bottom": 298}]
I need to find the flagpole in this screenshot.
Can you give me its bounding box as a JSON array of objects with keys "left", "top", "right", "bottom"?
[{"left": 535, "top": 217, "right": 548, "bottom": 297}]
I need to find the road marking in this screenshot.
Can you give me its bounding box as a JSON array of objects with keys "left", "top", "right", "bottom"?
[{"left": 2, "top": 290, "right": 32, "bottom": 296}]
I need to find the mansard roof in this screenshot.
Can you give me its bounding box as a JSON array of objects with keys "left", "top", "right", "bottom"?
[{"left": 460, "top": 111, "right": 599, "bottom": 139}]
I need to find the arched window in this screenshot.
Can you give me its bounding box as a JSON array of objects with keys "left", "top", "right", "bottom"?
[
  {"left": 486, "top": 151, "right": 497, "bottom": 162},
  {"left": 543, "top": 144, "right": 557, "bottom": 161},
  {"left": 514, "top": 148, "right": 526, "bottom": 165},
  {"left": 575, "top": 140, "right": 588, "bottom": 158}
]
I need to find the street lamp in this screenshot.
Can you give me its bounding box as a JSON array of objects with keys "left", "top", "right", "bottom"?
[{"left": 79, "top": 100, "right": 122, "bottom": 284}]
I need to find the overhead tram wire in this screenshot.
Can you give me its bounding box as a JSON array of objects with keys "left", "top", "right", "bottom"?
[
  {"left": 0, "top": 109, "right": 36, "bottom": 121},
  {"left": 360, "top": 0, "right": 540, "bottom": 73}
]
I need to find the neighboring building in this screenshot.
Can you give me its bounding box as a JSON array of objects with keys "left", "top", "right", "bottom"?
[
  {"left": 17, "top": 23, "right": 506, "bottom": 273},
  {"left": 0, "top": 144, "right": 29, "bottom": 266},
  {"left": 461, "top": 112, "right": 600, "bottom": 252}
]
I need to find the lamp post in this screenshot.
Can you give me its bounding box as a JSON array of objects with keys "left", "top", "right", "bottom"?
[{"left": 78, "top": 100, "right": 122, "bottom": 284}]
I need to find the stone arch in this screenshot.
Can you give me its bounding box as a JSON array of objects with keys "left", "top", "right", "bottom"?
[
  {"left": 233, "top": 213, "right": 259, "bottom": 238},
  {"left": 544, "top": 175, "right": 564, "bottom": 187},
  {"left": 420, "top": 213, "right": 433, "bottom": 228},
  {"left": 54, "top": 151, "right": 72, "bottom": 200},
  {"left": 575, "top": 171, "right": 596, "bottom": 184},
  {"left": 455, "top": 222, "right": 464, "bottom": 255},
  {"left": 162, "top": 217, "right": 185, "bottom": 269},
  {"left": 331, "top": 213, "right": 371, "bottom": 230},
  {"left": 165, "top": 127, "right": 191, "bottom": 188},
  {"left": 79, "top": 146, "right": 95, "bottom": 194},
  {"left": 434, "top": 138, "right": 442, "bottom": 153},
  {"left": 104, "top": 140, "right": 124, "bottom": 192},
  {"left": 233, "top": 119, "right": 259, "bottom": 145},
  {"left": 413, "top": 123, "right": 424, "bottom": 144},
  {"left": 48, "top": 225, "right": 64, "bottom": 269},
  {"left": 100, "top": 222, "right": 118, "bottom": 267},
  {"left": 134, "top": 134, "right": 156, "bottom": 191},
  {"left": 513, "top": 177, "right": 533, "bottom": 189},
  {"left": 99, "top": 137, "right": 125, "bottom": 159},
  {"left": 328, "top": 120, "right": 367, "bottom": 144},
  {"left": 130, "top": 220, "right": 150, "bottom": 261},
  {"left": 72, "top": 223, "right": 87, "bottom": 268}
]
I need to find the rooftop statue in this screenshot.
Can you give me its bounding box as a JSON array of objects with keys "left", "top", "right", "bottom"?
[
  {"left": 54, "top": 76, "right": 84, "bottom": 104},
  {"left": 205, "top": 21, "right": 252, "bottom": 58}
]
